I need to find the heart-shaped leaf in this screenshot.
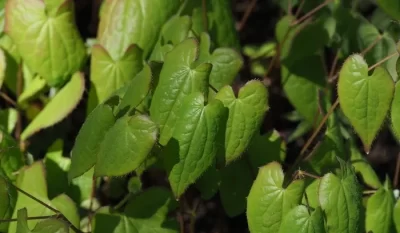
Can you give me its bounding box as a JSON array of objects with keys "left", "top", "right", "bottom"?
[
  {"left": 365, "top": 178, "right": 395, "bottom": 233},
  {"left": 215, "top": 80, "right": 268, "bottom": 164},
  {"left": 21, "top": 72, "right": 85, "bottom": 141},
  {"left": 68, "top": 103, "right": 115, "bottom": 181},
  {"left": 163, "top": 92, "right": 227, "bottom": 198},
  {"left": 150, "top": 38, "right": 211, "bottom": 145},
  {"left": 88, "top": 44, "right": 143, "bottom": 113},
  {"left": 338, "top": 54, "right": 394, "bottom": 153},
  {"left": 98, "top": 0, "right": 180, "bottom": 59},
  {"left": 5, "top": 0, "right": 86, "bottom": 86},
  {"left": 318, "top": 158, "right": 363, "bottom": 233},
  {"left": 247, "top": 162, "right": 305, "bottom": 233},
  {"left": 279, "top": 206, "right": 325, "bottom": 233},
  {"left": 95, "top": 114, "right": 158, "bottom": 177}
]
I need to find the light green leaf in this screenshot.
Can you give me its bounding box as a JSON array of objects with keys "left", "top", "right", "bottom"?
[
  {"left": 0, "top": 130, "right": 24, "bottom": 181},
  {"left": 68, "top": 103, "right": 115, "bottom": 181},
  {"left": 247, "top": 162, "right": 305, "bottom": 233},
  {"left": 281, "top": 55, "right": 325, "bottom": 124},
  {"left": 338, "top": 54, "right": 394, "bottom": 153},
  {"left": 0, "top": 47, "right": 6, "bottom": 89},
  {"left": 18, "top": 75, "right": 47, "bottom": 104},
  {"left": 88, "top": 44, "right": 143, "bottom": 113},
  {"left": 219, "top": 158, "right": 253, "bottom": 217},
  {"left": 197, "top": 33, "right": 243, "bottom": 98},
  {"left": 164, "top": 92, "right": 227, "bottom": 198},
  {"left": 95, "top": 114, "right": 157, "bottom": 177},
  {"left": 98, "top": 0, "right": 180, "bottom": 59},
  {"left": 365, "top": 179, "right": 395, "bottom": 233},
  {"left": 0, "top": 108, "right": 17, "bottom": 133},
  {"left": 349, "top": 140, "right": 381, "bottom": 189},
  {"left": 301, "top": 179, "right": 320, "bottom": 209},
  {"left": 247, "top": 130, "right": 286, "bottom": 172},
  {"left": 376, "top": 0, "right": 400, "bottom": 21},
  {"left": 394, "top": 198, "right": 400, "bottom": 232},
  {"left": 150, "top": 38, "right": 211, "bottom": 145},
  {"left": 391, "top": 81, "right": 400, "bottom": 141},
  {"left": 0, "top": 174, "right": 17, "bottom": 232},
  {"left": 9, "top": 162, "right": 79, "bottom": 233},
  {"left": 149, "top": 15, "right": 192, "bottom": 61},
  {"left": 5, "top": 0, "right": 86, "bottom": 86},
  {"left": 215, "top": 80, "right": 268, "bottom": 164},
  {"left": 92, "top": 187, "right": 179, "bottom": 233},
  {"left": 116, "top": 64, "right": 152, "bottom": 116},
  {"left": 16, "top": 208, "right": 69, "bottom": 233},
  {"left": 21, "top": 72, "right": 85, "bottom": 141},
  {"left": 279, "top": 206, "right": 326, "bottom": 233},
  {"left": 0, "top": 34, "right": 20, "bottom": 94},
  {"left": 318, "top": 159, "right": 363, "bottom": 233}
]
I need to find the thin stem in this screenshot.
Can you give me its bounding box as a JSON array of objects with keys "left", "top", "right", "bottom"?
[
  {"left": 0, "top": 92, "right": 17, "bottom": 107},
  {"left": 368, "top": 51, "right": 398, "bottom": 71},
  {"left": 394, "top": 152, "right": 400, "bottom": 187},
  {"left": 209, "top": 84, "right": 219, "bottom": 93},
  {"left": 0, "top": 214, "right": 59, "bottom": 223},
  {"left": 237, "top": 0, "right": 258, "bottom": 31},
  {"left": 12, "top": 185, "right": 60, "bottom": 214},
  {"left": 201, "top": 0, "right": 208, "bottom": 32},
  {"left": 189, "top": 199, "right": 200, "bottom": 233},
  {"left": 363, "top": 190, "right": 377, "bottom": 195},
  {"left": 294, "top": 0, "right": 305, "bottom": 18},
  {"left": 328, "top": 50, "right": 340, "bottom": 81},
  {"left": 288, "top": 0, "right": 292, "bottom": 16},
  {"left": 360, "top": 35, "right": 383, "bottom": 56},
  {"left": 291, "top": 0, "right": 333, "bottom": 26},
  {"left": 114, "top": 193, "right": 132, "bottom": 211},
  {"left": 15, "top": 63, "right": 23, "bottom": 143}
]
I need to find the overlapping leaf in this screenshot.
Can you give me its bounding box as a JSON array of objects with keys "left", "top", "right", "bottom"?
[
  {"left": 318, "top": 159, "right": 363, "bottom": 233},
  {"left": 150, "top": 38, "right": 211, "bottom": 145},
  {"left": 5, "top": 0, "right": 86, "bottom": 86},
  {"left": 279, "top": 206, "right": 325, "bottom": 233},
  {"left": 215, "top": 80, "right": 268, "bottom": 164},
  {"left": 338, "top": 54, "right": 394, "bottom": 152},
  {"left": 163, "top": 92, "right": 227, "bottom": 198},
  {"left": 21, "top": 72, "right": 85, "bottom": 141},
  {"left": 9, "top": 162, "right": 79, "bottom": 233},
  {"left": 97, "top": 0, "right": 180, "bottom": 59},
  {"left": 93, "top": 187, "right": 179, "bottom": 233},
  {"left": 16, "top": 208, "right": 68, "bottom": 233},
  {"left": 247, "top": 162, "right": 305, "bottom": 233},
  {"left": 0, "top": 174, "right": 17, "bottom": 232}
]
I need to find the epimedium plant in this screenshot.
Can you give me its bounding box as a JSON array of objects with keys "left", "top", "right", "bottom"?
[{"left": 2, "top": 0, "right": 400, "bottom": 233}]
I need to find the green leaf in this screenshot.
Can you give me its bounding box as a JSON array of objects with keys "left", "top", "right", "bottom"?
[
  {"left": 195, "top": 163, "right": 220, "bottom": 200},
  {"left": 93, "top": 187, "right": 179, "bottom": 233},
  {"left": 9, "top": 162, "right": 79, "bottom": 233},
  {"left": 0, "top": 130, "right": 24, "bottom": 181},
  {"left": 16, "top": 208, "right": 69, "bottom": 233},
  {"left": 149, "top": 15, "right": 192, "bottom": 61},
  {"left": 150, "top": 38, "right": 211, "bottom": 145},
  {"left": 164, "top": 92, "right": 227, "bottom": 198},
  {"left": 301, "top": 179, "right": 320, "bottom": 209},
  {"left": 376, "top": 0, "right": 400, "bottom": 21},
  {"left": 97, "top": 0, "right": 180, "bottom": 59},
  {"left": 197, "top": 33, "right": 243, "bottom": 98},
  {"left": 95, "top": 114, "right": 157, "bottom": 177},
  {"left": 215, "top": 80, "right": 269, "bottom": 164},
  {"left": 349, "top": 140, "right": 381, "bottom": 189},
  {"left": 20, "top": 72, "right": 85, "bottom": 141},
  {"left": 219, "top": 158, "right": 253, "bottom": 217},
  {"left": 88, "top": 44, "right": 143, "bottom": 113},
  {"left": 0, "top": 174, "right": 17, "bottom": 232},
  {"left": 281, "top": 55, "right": 325, "bottom": 124},
  {"left": 391, "top": 82, "right": 400, "bottom": 141},
  {"left": 116, "top": 64, "right": 152, "bottom": 116},
  {"left": 247, "top": 130, "right": 286, "bottom": 172},
  {"left": 0, "top": 108, "right": 17, "bottom": 133},
  {"left": 68, "top": 103, "right": 115, "bottom": 181},
  {"left": 318, "top": 159, "right": 363, "bottom": 233},
  {"left": 338, "top": 54, "right": 394, "bottom": 153},
  {"left": 394, "top": 198, "right": 400, "bottom": 232},
  {"left": 5, "top": 0, "right": 86, "bottom": 87},
  {"left": 18, "top": 75, "right": 47, "bottom": 105},
  {"left": 365, "top": 179, "right": 395, "bottom": 233},
  {"left": 279, "top": 206, "right": 326, "bottom": 233},
  {"left": 0, "top": 47, "right": 6, "bottom": 89},
  {"left": 247, "top": 162, "right": 305, "bottom": 233}
]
